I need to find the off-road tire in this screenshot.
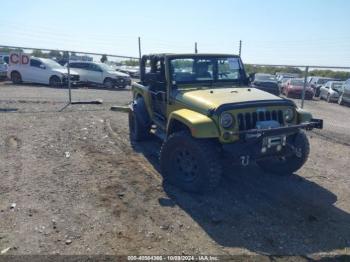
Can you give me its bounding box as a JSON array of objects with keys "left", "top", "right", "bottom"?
[
  {"left": 103, "top": 78, "right": 114, "bottom": 89},
  {"left": 257, "top": 131, "right": 310, "bottom": 176},
  {"left": 128, "top": 98, "right": 151, "bottom": 142},
  {"left": 11, "top": 71, "right": 22, "bottom": 84},
  {"left": 160, "top": 131, "right": 222, "bottom": 193},
  {"left": 49, "top": 75, "right": 61, "bottom": 88}
]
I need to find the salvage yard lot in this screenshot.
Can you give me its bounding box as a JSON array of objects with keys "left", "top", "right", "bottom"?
[{"left": 1, "top": 82, "right": 350, "bottom": 258}]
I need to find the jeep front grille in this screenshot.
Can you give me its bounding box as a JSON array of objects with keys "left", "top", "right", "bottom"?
[{"left": 237, "top": 110, "right": 284, "bottom": 131}]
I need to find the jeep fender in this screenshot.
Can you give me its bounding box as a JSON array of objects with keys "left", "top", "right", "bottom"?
[
  {"left": 167, "top": 109, "right": 219, "bottom": 138},
  {"left": 296, "top": 108, "right": 312, "bottom": 124}
]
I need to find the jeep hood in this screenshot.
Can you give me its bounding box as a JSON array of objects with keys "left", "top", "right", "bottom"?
[{"left": 176, "top": 87, "right": 285, "bottom": 112}]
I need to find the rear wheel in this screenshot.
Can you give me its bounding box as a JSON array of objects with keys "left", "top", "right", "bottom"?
[
  {"left": 11, "top": 71, "right": 22, "bottom": 84},
  {"left": 128, "top": 98, "right": 151, "bottom": 142},
  {"left": 49, "top": 75, "right": 61, "bottom": 88},
  {"left": 160, "top": 131, "right": 222, "bottom": 193},
  {"left": 257, "top": 131, "right": 310, "bottom": 176}
]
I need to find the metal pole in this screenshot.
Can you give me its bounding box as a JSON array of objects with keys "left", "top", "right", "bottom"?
[
  {"left": 239, "top": 40, "right": 242, "bottom": 57},
  {"left": 301, "top": 66, "right": 309, "bottom": 108},
  {"left": 195, "top": 42, "right": 198, "bottom": 54},
  {"left": 138, "top": 37, "right": 142, "bottom": 61},
  {"left": 138, "top": 37, "right": 142, "bottom": 76},
  {"left": 67, "top": 52, "right": 71, "bottom": 104}
]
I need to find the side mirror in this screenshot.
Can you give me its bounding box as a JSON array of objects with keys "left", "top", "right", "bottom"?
[{"left": 40, "top": 64, "right": 46, "bottom": 69}]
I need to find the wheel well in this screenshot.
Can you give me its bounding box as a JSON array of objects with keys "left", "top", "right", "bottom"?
[
  {"left": 104, "top": 77, "right": 113, "bottom": 83},
  {"left": 50, "top": 75, "right": 61, "bottom": 81},
  {"left": 167, "top": 119, "right": 191, "bottom": 136},
  {"left": 11, "top": 71, "right": 20, "bottom": 77}
]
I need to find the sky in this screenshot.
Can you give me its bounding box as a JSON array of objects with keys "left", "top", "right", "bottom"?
[{"left": 0, "top": 0, "right": 349, "bottom": 66}]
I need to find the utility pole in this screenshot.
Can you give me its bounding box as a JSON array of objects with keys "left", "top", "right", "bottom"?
[
  {"left": 301, "top": 66, "right": 309, "bottom": 109},
  {"left": 138, "top": 36, "right": 142, "bottom": 61},
  {"left": 239, "top": 40, "right": 242, "bottom": 57},
  {"left": 195, "top": 42, "right": 198, "bottom": 54},
  {"left": 138, "top": 36, "right": 142, "bottom": 76},
  {"left": 67, "top": 52, "right": 71, "bottom": 104}
]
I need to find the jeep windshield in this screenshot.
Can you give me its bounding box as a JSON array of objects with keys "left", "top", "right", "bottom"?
[{"left": 170, "top": 56, "right": 244, "bottom": 88}]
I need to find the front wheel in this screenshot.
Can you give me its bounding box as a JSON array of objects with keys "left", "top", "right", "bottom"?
[
  {"left": 49, "top": 75, "right": 62, "bottom": 88},
  {"left": 160, "top": 131, "right": 222, "bottom": 193},
  {"left": 257, "top": 131, "right": 310, "bottom": 176},
  {"left": 103, "top": 78, "right": 114, "bottom": 89},
  {"left": 11, "top": 71, "right": 22, "bottom": 84}
]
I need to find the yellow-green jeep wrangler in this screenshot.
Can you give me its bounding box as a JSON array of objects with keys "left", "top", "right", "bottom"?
[{"left": 129, "top": 54, "right": 323, "bottom": 193}]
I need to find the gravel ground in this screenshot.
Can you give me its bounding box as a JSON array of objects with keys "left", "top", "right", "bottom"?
[{"left": 0, "top": 82, "right": 350, "bottom": 259}]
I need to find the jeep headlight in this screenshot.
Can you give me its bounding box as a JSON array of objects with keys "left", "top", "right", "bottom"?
[
  {"left": 220, "top": 112, "right": 234, "bottom": 128},
  {"left": 284, "top": 108, "right": 295, "bottom": 122}
]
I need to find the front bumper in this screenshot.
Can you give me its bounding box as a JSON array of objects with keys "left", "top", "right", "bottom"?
[
  {"left": 222, "top": 119, "right": 323, "bottom": 162},
  {"left": 233, "top": 118, "right": 323, "bottom": 138}
]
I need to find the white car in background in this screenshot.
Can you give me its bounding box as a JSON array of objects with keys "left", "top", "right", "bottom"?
[
  {"left": 8, "top": 57, "right": 80, "bottom": 87},
  {"left": 319, "top": 81, "right": 344, "bottom": 102},
  {"left": 68, "top": 61, "right": 131, "bottom": 88}
]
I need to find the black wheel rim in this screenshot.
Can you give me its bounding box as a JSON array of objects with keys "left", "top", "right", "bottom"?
[{"left": 172, "top": 148, "right": 199, "bottom": 182}]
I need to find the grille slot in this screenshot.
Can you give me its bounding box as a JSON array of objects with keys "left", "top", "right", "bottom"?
[{"left": 237, "top": 110, "right": 284, "bottom": 131}]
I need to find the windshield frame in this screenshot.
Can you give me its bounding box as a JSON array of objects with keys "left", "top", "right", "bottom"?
[{"left": 167, "top": 55, "right": 246, "bottom": 90}]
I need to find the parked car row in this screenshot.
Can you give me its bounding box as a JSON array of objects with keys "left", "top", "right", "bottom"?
[
  {"left": 6, "top": 57, "right": 132, "bottom": 88},
  {"left": 249, "top": 72, "right": 350, "bottom": 108}
]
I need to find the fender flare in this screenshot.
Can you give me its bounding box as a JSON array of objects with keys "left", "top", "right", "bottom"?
[{"left": 167, "top": 109, "right": 219, "bottom": 138}]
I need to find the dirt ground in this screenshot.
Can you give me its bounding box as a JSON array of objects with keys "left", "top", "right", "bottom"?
[{"left": 0, "top": 82, "right": 350, "bottom": 259}]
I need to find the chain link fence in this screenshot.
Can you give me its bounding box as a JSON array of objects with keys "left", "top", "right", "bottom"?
[{"left": 0, "top": 45, "right": 139, "bottom": 108}]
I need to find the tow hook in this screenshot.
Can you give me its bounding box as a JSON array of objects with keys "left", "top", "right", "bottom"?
[{"left": 240, "top": 155, "right": 250, "bottom": 166}]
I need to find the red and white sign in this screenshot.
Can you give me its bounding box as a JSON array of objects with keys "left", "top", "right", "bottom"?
[{"left": 9, "top": 52, "right": 30, "bottom": 65}]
